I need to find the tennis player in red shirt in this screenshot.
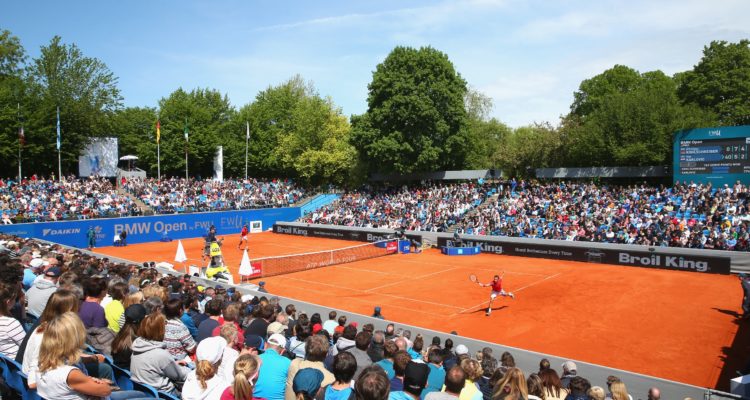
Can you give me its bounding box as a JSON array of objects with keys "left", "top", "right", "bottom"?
[
  {"left": 238, "top": 224, "right": 249, "bottom": 250},
  {"left": 480, "top": 272, "right": 515, "bottom": 316}
]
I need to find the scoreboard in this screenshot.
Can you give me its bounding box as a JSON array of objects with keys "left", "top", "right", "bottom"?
[
  {"left": 678, "top": 137, "right": 750, "bottom": 175},
  {"left": 673, "top": 125, "right": 750, "bottom": 186}
]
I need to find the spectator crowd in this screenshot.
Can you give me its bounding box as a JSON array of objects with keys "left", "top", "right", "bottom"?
[
  {"left": 452, "top": 179, "right": 750, "bottom": 251},
  {"left": 302, "top": 183, "right": 491, "bottom": 232},
  {"left": 123, "top": 178, "right": 306, "bottom": 214},
  {"left": 0, "top": 232, "right": 667, "bottom": 400},
  {"left": 0, "top": 176, "right": 140, "bottom": 223}
]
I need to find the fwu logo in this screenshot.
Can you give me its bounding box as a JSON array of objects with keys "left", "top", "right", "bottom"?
[{"left": 42, "top": 228, "right": 81, "bottom": 236}]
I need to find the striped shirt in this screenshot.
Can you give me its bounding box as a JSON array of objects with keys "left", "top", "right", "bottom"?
[
  {"left": 0, "top": 315, "right": 26, "bottom": 359},
  {"left": 164, "top": 319, "right": 196, "bottom": 361}
]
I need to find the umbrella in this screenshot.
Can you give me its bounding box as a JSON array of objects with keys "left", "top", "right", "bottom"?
[{"left": 119, "top": 155, "right": 138, "bottom": 161}]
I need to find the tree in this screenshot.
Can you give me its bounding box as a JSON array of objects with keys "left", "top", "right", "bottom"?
[
  {"left": 571, "top": 64, "right": 641, "bottom": 118},
  {"left": 463, "top": 87, "right": 512, "bottom": 169},
  {"left": 560, "top": 68, "right": 717, "bottom": 167},
  {"left": 24, "top": 36, "right": 122, "bottom": 175},
  {"left": 495, "top": 123, "right": 563, "bottom": 176},
  {"left": 106, "top": 106, "right": 157, "bottom": 174},
  {"left": 0, "top": 29, "right": 27, "bottom": 178},
  {"left": 231, "top": 76, "right": 359, "bottom": 185},
  {"left": 677, "top": 40, "right": 750, "bottom": 126},
  {"left": 156, "top": 88, "right": 234, "bottom": 178},
  {"left": 351, "top": 46, "right": 468, "bottom": 174}
]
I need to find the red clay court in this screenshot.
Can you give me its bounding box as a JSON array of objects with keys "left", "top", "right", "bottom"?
[{"left": 95, "top": 231, "right": 745, "bottom": 390}]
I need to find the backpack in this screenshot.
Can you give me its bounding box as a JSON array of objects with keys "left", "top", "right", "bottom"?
[
  {"left": 285, "top": 339, "right": 306, "bottom": 360},
  {"left": 324, "top": 343, "right": 354, "bottom": 371}
]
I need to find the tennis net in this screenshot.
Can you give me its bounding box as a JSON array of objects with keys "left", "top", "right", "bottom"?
[{"left": 251, "top": 240, "right": 398, "bottom": 278}]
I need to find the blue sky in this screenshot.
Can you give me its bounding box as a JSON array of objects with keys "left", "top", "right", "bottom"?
[{"left": 2, "top": 0, "right": 749, "bottom": 127}]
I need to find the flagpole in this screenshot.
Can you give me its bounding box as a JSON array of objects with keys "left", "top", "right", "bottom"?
[
  {"left": 57, "top": 107, "right": 62, "bottom": 181},
  {"left": 245, "top": 121, "right": 249, "bottom": 180},
  {"left": 17, "top": 103, "right": 21, "bottom": 182},
  {"left": 157, "top": 142, "right": 161, "bottom": 181},
  {"left": 184, "top": 117, "right": 189, "bottom": 180}
]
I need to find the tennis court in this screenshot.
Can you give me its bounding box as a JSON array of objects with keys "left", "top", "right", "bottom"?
[{"left": 95, "top": 231, "right": 743, "bottom": 390}]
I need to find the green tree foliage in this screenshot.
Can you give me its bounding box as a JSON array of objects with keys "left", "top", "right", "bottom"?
[
  {"left": 154, "top": 88, "right": 234, "bottom": 179},
  {"left": 352, "top": 46, "right": 469, "bottom": 174},
  {"left": 23, "top": 36, "right": 122, "bottom": 176},
  {"left": 463, "top": 87, "right": 512, "bottom": 169},
  {"left": 227, "top": 75, "right": 358, "bottom": 185},
  {"left": 559, "top": 67, "right": 717, "bottom": 167},
  {"left": 0, "top": 29, "right": 27, "bottom": 178},
  {"left": 677, "top": 40, "right": 750, "bottom": 126},
  {"left": 495, "top": 123, "right": 562, "bottom": 177},
  {"left": 106, "top": 106, "right": 157, "bottom": 173}
]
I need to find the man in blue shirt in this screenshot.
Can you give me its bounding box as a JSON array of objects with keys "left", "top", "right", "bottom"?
[
  {"left": 254, "top": 333, "right": 291, "bottom": 400},
  {"left": 421, "top": 349, "right": 445, "bottom": 399},
  {"left": 377, "top": 341, "right": 398, "bottom": 379}
]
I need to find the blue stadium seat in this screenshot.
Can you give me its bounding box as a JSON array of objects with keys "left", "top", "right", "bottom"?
[
  {"left": 0, "top": 353, "right": 42, "bottom": 400},
  {"left": 158, "top": 391, "right": 181, "bottom": 400},
  {"left": 111, "top": 364, "right": 135, "bottom": 391},
  {"left": 131, "top": 380, "right": 159, "bottom": 398}
]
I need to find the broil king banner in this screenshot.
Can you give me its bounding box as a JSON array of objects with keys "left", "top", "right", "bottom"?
[{"left": 436, "top": 237, "right": 730, "bottom": 274}]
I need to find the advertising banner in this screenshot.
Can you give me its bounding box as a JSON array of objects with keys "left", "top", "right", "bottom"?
[
  {"left": 273, "top": 223, "right": 422, "bottom": 243},
  {"left": 436, "top": 237, "right": 730, "bottom": 274},
  {"left": 0, "top": 208, "right": 300, "bottom": 249}
]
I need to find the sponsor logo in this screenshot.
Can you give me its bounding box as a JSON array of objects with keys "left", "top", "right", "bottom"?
[
  {"left": 386, "top": 241, "right": 398, "bottom": 253},
  {"left": 114, "top": 221, "right": 188, "bottom": 236},
  {"left": 617, "top": 253, "right": 708, "bottom": 272},
  {"left": 367, "top": 233, "right": 393, "bottom": 242},
  {"left": 42, "top": 228, "right": 81, "bottom": 236},
  {"left": 708, "top": 130, "right": 721, "bottom": 137}
]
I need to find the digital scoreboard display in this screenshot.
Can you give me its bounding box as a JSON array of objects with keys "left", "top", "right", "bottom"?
[{"left": 678, "top": 137, "right": 750, "bottom": 175}]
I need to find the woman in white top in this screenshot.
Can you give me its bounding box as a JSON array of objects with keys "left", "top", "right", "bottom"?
[
  {"left": 22, "top": 289, "right": 85, "bottom": 388},
  {"left": 182, "top": 336, "right": 231, "bottom": 400},
  {"left": 0, "top": 282, "right": 26, "bottom": 359},
  {"left": 36, "top": 312, "right": 151, "bottom": 400}
]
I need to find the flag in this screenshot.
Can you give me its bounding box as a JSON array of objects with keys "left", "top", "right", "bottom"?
[
  {"left": 239, "top": 249, "right": 252, "bottom": 276},
  {"left": 184, "top": 118, "right": 189, "bottom": 142},
  {"left": 156, "top": 120, "right": 161, "bottom": 144},
  {"left": 56, "top": 107, "right": 61, "bottom": 150},
  {"left": 18, "top": 126, "right": 24, "bottom": 146},
  {"left": 246, "top": 121, "right": 250, "bottom": 140},
  {"left": 174, "top": 240, "right": 187, "bottom": 263}
]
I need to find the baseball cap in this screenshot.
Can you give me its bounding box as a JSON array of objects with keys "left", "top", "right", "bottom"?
[
  {"left": 241, "top": 294, "right": 255, "bottom": 303},
  {"left": 29, "top": 258, "right": 45, "bottom": 269},
  {"left": 403, "top": 362, "right": 430, "bottom": 395},
  {"left": 196, "top": 336, "right": 227, "bottom": 364},
  {"left": 455, "top": 344, "right": 469, "bottom": 355},
  {"left": 45, "top": 267, "right": 62, "bottom": 278},
  {"left": 293, "top": 368, "right": 324, "bottom": 396},
  {"left": 124, "top": 304, "right": 147, "bottom": 324},
  {"left": 244, "top": 334, "right": 265, "bottom": 353},
  {"left": 267, "top": 333, "right": 287, "bottom": 348},
  {"left": 562, "top": 361, "right": 577, "bottom": 372},
  {"left": 258, "top": 281, "right": 265, "bottom": 286},
  {"left": 312, "top": 323, "right": 323, "bottom": 334},
  {"left": 267, "top": 322, "right": 286, "bottom": 336}
]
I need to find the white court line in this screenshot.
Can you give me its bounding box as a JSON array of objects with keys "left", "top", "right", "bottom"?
[
  {"left": 451, "top": 272, "right": 563, "bottom": 317},
  {"left": 395, "top": 257, "right": 549, "bottom": 277},
  {"left": 366, "top": 267, "right": 461, "bottom": 292},
  {"left": 269, "top": 279, "right": 450, "bottom": 318},
  {"left": 334, "top": 264, "right": 408, "bottom": 277},
  {"left": 281, "top": 276, "right": 464, "bottom": 311}
]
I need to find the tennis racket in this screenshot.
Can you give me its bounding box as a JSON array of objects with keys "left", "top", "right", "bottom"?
[{"left": 469, "top": 274, "right": 479, "bottom": 284}]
